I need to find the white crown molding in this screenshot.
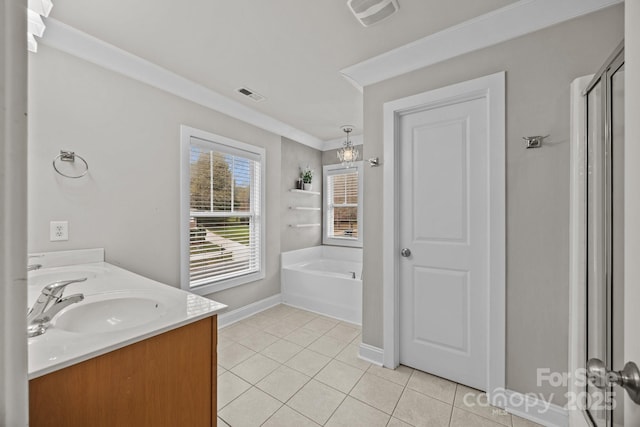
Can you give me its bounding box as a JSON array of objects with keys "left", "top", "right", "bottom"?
[
  {"left": 322, "top": 134, "right": 363, "bottom": 151},
  {"left": 341, "top": 0, "right": 622, "bottom": 88},
  {"left": 40, "top": 19, "right": 325, "bottom": 151}
]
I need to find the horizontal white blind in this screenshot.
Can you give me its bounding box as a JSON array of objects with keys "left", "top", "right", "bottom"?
[
  {"left": 327, "top": 170, "right": 359, "bottom": 239},
  {"left": 189, "top": 140, "right": 261, "bottom": 287}
]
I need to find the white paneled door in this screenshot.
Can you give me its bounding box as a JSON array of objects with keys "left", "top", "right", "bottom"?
[{"left": 398, "top": 96, "right": 489, "bottom": 390}]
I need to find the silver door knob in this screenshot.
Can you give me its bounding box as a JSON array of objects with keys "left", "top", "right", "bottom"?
[
  {"left": 587, "top": 358, "right": 640, "bottom": 404},
  {"left": 400, "top": 248, "right": 412, "bottom": 257}
]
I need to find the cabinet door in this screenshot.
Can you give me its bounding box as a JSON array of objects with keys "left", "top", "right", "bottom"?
[{"left": 30, "top": 316, "right": 217, "bottom": 427}]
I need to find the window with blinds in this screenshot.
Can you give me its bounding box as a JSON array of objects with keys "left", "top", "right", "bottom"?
[
  {"left": 181, "top": 127, "right": 265, "bottom": 294},
  {"left": 323, "top": 162, "right": 363, "bottom": 247}
]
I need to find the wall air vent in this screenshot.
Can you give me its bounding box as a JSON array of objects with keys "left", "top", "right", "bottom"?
[
  {"left": 347, "top": 0, "right": 399, "bottom": 27},
  {"left": 236, "top": 87, "right": 266, "bottom": 102}
]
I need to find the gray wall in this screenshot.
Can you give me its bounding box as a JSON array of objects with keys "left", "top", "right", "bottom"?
[
  {"left": 28, "top": 45, "right": 284, "bottom": 312},
  {"left": 278, "top": 143, "right": 365, "bottom": 252},
  {"left": 280, "top": 137, "right": 323, "bottom": 252},
  {"left": 361, "top": 5, "right": 623, "bottom": 404}
]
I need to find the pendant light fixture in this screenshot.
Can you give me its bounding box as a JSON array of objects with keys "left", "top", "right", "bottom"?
[{"left": 337, "top": 125, "right": 359, "bottom": 167}]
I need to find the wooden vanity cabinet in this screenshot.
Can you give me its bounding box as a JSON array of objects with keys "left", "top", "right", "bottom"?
[{"left": 29, "top": 316, "right": 218, "bottom": 427}]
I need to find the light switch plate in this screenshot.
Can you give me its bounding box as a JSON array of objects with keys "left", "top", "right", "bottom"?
[{"left": 50, "top": 221, "right": 68, "bottom": 241}]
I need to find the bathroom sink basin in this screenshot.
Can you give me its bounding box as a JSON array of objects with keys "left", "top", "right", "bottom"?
[{"left": 53, "top": 293, "right": 168, "bottom": 334}]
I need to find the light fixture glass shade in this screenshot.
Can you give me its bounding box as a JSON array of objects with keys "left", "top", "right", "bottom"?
[
  {"left": 27, "top": 33, "right": 38, "bottom": 53},
  {"left": 338, "top": 145, "right": 359, "bottom": 164},
  {"left": 28, "top": 0, "right": 53, "bottom": 17},
  {"left": 27, "top": 0, "right": 53, "bottom": 53},
  {"left": 337, "top": 126, "right": 359, "bottom": 167},
  {"left": 27, "top": 9, "right": 46, "bottom": 38}
]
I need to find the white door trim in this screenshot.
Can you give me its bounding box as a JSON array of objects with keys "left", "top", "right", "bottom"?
[
  {"left": 382, "top": 71, "right": 506, "bottom": 396},
  {"left": 1, "top": 1, "right": 29, "bottom": 424},
  {"left": 625, "top": 5, "right": 640, "bottom": 426}
]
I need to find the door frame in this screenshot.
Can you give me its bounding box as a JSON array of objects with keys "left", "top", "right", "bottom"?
[
  {"left": 1, "top": 0, "right": 29, "bottom": 424},
  {"left": 625, "top": 5, "right": 640, "bottom": 427},
  {"left": 382, "top": 71, "right": 506, "bottom": 396}
]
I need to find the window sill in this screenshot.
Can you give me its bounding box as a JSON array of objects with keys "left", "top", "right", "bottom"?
[
  {"left": 185, "top": 271, "right": 265, "bottom": 296},
  {"left": 322, "top": 237, "right": 363, "bottom": 248}
]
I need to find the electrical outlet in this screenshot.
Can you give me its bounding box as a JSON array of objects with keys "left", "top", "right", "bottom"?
[{"left": 50, "top": 221, "right": 68, "bottom": 241}]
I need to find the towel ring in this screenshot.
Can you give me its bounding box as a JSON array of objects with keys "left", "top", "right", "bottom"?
[{"left": 53, "top": 150, "right": 89, "bottom": 179}]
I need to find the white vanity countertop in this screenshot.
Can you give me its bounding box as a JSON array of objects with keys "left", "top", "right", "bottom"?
[{"left": 27, "top": 251, "right": 227, "bottom": 379}]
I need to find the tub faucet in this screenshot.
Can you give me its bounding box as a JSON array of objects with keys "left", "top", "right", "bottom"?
[
  {"left": 28, "top": 254, "right": 44, "bottom": 271},
  {"left": 27, "top": 278, "right": 87, "bottom": 337},
  {"left": 349, "top": 271, "right": 356, "bottom": 279}
]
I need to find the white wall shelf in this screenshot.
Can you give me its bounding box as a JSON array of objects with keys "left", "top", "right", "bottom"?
[
  {"left": 289, "top": 206, "right": 321, "bottom": 211},
  {"left": 288, "top": 189, "right": 321, "bottom": 228},
  {"left": 289, "top": 189, "right": 320, "bottom": 196}
]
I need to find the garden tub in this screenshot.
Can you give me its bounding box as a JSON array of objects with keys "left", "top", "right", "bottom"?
[{"left": 281, "top": 246, "right": 362, "bottom": 324}]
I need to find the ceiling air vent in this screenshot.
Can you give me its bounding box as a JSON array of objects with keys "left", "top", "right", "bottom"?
[
  {"left": 347, "top": 0, "right": 399, "bottom": 27},
  {"left": 237, "top": 87, "right": 266, "bottom": 102}
]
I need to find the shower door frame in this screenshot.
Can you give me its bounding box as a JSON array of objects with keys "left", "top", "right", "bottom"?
[
  {"left": 569, "top": 41, "right": 625, "bottom": 427},
  {"left": 583, "top": 44, "right": 625, "bottom": 427},
  {"left": 569, "top": 73, "right": 593, "bottom": 427}
]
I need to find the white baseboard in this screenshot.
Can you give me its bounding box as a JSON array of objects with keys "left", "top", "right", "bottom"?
[
  {"left": 282, "top": 302, "right": 361, "bottom": 327},
  {"left": 281, "top": 294, "right": 361, "bottom": 326},
  {"left": 501, "top": 389, "right": 568, "bottom": 427},
  {"left": 217, "top": 293, "right": 282, "bottom": 329},
  {"left": 358, "top": 343, "right": 384, "bottom": 366}
]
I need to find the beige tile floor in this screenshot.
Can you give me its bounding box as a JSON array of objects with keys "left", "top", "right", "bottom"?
[{"left": 217, "top": 304, "right": 542, "bottom": 427}]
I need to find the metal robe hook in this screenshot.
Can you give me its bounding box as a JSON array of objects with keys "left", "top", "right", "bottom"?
[{"left": 523, "top": 135, "right": 549, "bottom": 149}]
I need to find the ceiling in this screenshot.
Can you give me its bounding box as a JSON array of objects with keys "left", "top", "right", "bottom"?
[{"left": 50, "top": 0, "right": 516, "bottom": 141}]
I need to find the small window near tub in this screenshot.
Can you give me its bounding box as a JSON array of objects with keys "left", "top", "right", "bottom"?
[
  {"left": 323, "top": 162, "right": 363, "bottom": 248},
  {"left": 180, "top": 126, "right": 265, "bottom": 295}
]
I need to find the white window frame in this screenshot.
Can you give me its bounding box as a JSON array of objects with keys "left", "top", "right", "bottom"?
[
  {"left": 180, "top": 125, "right": 266, "bottom": 295},
  {"left": 323, "top": 162, "right": 363, "bottom": 248}
]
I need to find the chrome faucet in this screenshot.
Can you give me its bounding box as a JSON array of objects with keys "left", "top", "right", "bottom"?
[{"left": 27, "top": 278, "right": 87, "bottom": 337}]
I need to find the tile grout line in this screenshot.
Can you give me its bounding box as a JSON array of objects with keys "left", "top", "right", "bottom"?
[
  {"left": 279, "top": 317, "right": 364, "bottom": 424},
  {"left": 401, "top": 371, "right": 459, "bottom": 407},
  {"left": 451, "top": 386, "right": 514, "bottom": 427},
  {"left": 319, "top": 390, "right": 348, "bottom": 426},
  {"left": 218, "top": 306, "right": 353, "bottom": 424},
  {"left": 222, "top": 306, "right": 393, "bottom": 424},
  {"left": 219, "top": 305, "right": 531, "bottom": 427},
  {"left": 447, "top": 384, "right": 457, "bottom": 426},
  {"left": 276, "top": 404, "right": 323, "bottom": 426}
]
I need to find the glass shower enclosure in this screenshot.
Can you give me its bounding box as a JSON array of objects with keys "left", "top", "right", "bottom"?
[{"left": 584, "top": 42, "right": 624, "bottom": 427}]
